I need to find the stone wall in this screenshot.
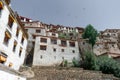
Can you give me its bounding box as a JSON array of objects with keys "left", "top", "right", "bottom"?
[{"left": 24, "top": 66, "right": 119, "bottom": 80}]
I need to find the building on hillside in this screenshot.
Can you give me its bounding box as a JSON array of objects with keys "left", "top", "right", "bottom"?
[
  {"left": 0, "top": 0, "right": 28, "bottom": 79},
  {"left": 33, "top": 35, "right": 80, "bottom": 66},
  {"left": 19, "top": 19, "right": 46, "bottom": 65},
  {"left": 94, "top": 29, "right": 120, "bottom": 60},
  {"left": 20, "top": 16, "right": 84, "bottom": 66}
]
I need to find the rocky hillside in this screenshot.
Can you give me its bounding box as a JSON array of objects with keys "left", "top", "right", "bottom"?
[{"left": 20, "top": 66, "right": 119, "bottom": 80}]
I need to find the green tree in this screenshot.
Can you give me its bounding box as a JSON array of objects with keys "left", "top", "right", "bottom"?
[{"left": 82, "top": 24, "right": 98, "bottom": 47}]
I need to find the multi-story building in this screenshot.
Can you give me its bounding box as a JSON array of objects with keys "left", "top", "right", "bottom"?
[
  {"left": 0, "top": 0, "right": 28, "bottom": 79},
  {"left": 33, "top": 35, "right": 80, "bottom": 66},
  {"left": 20, "top": 17, "right": 84, "bottom": 66}
]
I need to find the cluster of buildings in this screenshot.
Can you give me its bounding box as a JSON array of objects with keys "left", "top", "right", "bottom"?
[
  {"left": 0, "top": 0, "right": 120, "bottom": 80},
  {"left": 0, "top": 0, "right": 86, "bottom": 79},
  {"left": 20, "top": 16, "right": 85, "bottom": 66},
  {"left": 94, "top": 29, "right": 120, "bottom": 61}
]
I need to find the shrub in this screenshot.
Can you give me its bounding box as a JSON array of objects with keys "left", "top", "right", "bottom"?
[
  {"left": 81, "top": 50, "right": 120, "bottom": 78},
  {"left": 72, "top": 58, "right": 80, "bottom": 67},
  {"left": 97, "top": 56, "right": 120, "bottom": 78},
  {"left": 82, "top": 51, "right": 98, "bottom": 70},
  {"left": 64, "top": 60, "right": 68, "bottom": 67}
]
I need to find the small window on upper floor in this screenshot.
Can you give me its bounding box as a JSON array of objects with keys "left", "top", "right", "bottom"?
[
  {"left": 3, "top": 30, "right": 11, "bottom": 46},
  {"left": 53, "top": 48, "right": 56, "bottom": 52},
  {"left": 13, "top": 40, "right": 17, "bottom": 52},
  {"left": 21, "top": 36, "right": 25, "bottom": 45},
  {"left": 8, "top": 15, "right": 14, "bottom": 29},
  {"left": 112, "top": 44, "right": 114, "bottom": 48},
  {"left": 19, "top": 47, "right": 22, "bottom": 57},
  {"left": 83, "top": 42, "right": 85, "bottom": 45},
  {"left": 52, "top": 33, "right": 56, "bottom": 36},
  {"left": 61, "top": 40, "right": 67, "bottom": 47},
  {"left": 40, "top": 45, "right": 47, "bottom": 50},
  {"left": 69, "top": 42, "right": 75, "bottom": 47},
  {"left": 25, "top": 29, "right": 28, "bottom": 32},
  {"left": 97, "top": 44, "right": 99, "bottom": 47},
  {"left": 62, "top": 57, "right": 64, "bottom": 60},
  {"left": 51, "top": 39, "right": 57, "bottom": 44},
  {"left": 72, "top": 50, "right": 75, "bottom": 53},
  {"left": 36, "top": 29, "right": 41, "bottom": 33},
  {"left": 40, "top": 38, "right": 47, "bottom": 43},
  {"left": 16, "top": 27, "right": 19, "bottom": 37},
  {"left": 61, "top": 49, "right": 64, "bottom": 52},
  {"left": 32, "top": 35, "right": 36, "bottom": 39}
]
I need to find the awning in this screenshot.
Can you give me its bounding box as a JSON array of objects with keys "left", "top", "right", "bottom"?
[
  {"left": 0, "top": 55, "right": 6, "bottom": 62},
  {"left": 5, "top": 31, "right": 11, "bottom": 38},
  {"left": 0, "top": 2, "right": 3, "bottom": 9}
]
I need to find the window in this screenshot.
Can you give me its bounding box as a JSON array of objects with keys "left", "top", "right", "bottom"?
[
  {"left": 21, "top": 36, "right": 24, "bottom": 45},
  {"left": 69, "top": 33, "right": 73, "bottom": 36},
  {"left": 36, "top": 29, "right": 41, "bottom": 33},
  {"left": 13, "top": 41, "right": 17, "bottom": 52},
  {"left": 62, "top": 57, "right": 64, "bottom": 60},
  {"left": 32, "top": 35, "right": 36, "bottom": 39},
  {"left": 52, "top": 33, "right": 56, "bottom": 36},
  {"left": 40, "top": 55, "right": 42, "bottom": 59},
  {"left": 8, "top": 15, "right": 14, "bottom": 29},
  {"left": 19, "top": 47, "right": 22, "bottom": 57},
  {"left": 83, "top": 42, "right": 85, "bottom": 45},
  {"left": 51, "top": 39, "right": 57, "bottom": 44},
  {"left": 3, "top": 30, "right": 11, "bottom": 46},
  {"left": 112, "top": 44, "right": 114, "bottom": 48},
  {"left": 0, "top": 2, "right": 3, "bottom": 14},
  {"left": 16, "top": 27, "right": 19, "bottom": 37},
  {"left": 8, "top": 62, "right": 13, "bottom": 67},
  {"left": 25, "top": 29, "right": 28, "bottom": 32},
  {"left": 53, "top": 48, "right": 56, "bottom": 52},
  {"left": 40, "top": 45, "right": 47, "bottom": 50},
  {"left": 0, "top": 52, "right": 7, "bottom": 64},
  {"left": 69, "top": 42, "right": 75, "bottom": 47},
  {"left": 61, "top": 40, "right": 67, "bottom": 47},
  {"left": 61, "top": 49, "right": 64, "bottom": 52},
  {"left": 40, "top": 38, "right": 47, "bottom": 43},
  {"left": 72, "top": 50, "right": 75, "bottom": 53}
]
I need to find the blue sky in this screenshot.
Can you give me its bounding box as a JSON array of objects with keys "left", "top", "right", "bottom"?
[{"left": 11, "top": 0, "right": 120, "bottom": 30}]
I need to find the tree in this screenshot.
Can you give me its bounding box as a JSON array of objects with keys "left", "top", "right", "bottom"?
[{"left": 82, "top": 24, "right": 98, "bottom": 47}]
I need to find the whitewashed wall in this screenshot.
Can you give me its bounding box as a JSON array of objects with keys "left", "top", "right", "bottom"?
[
  {"left": 0, "top": 70, "right": 26, "bottom": 80},
  {"left": 33, "top": 36, "right": 80, "bottom": 66},
  {"left": 0, "top": 2, "right": 27, "bottom": 70}
]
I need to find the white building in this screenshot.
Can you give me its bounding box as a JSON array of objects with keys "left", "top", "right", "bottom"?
[
  {"left": 33, "top": 35, "right": 80, "bottom": 66},
  {"left": 0, "top": 0, "right": 28, "bottom": 80}
]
